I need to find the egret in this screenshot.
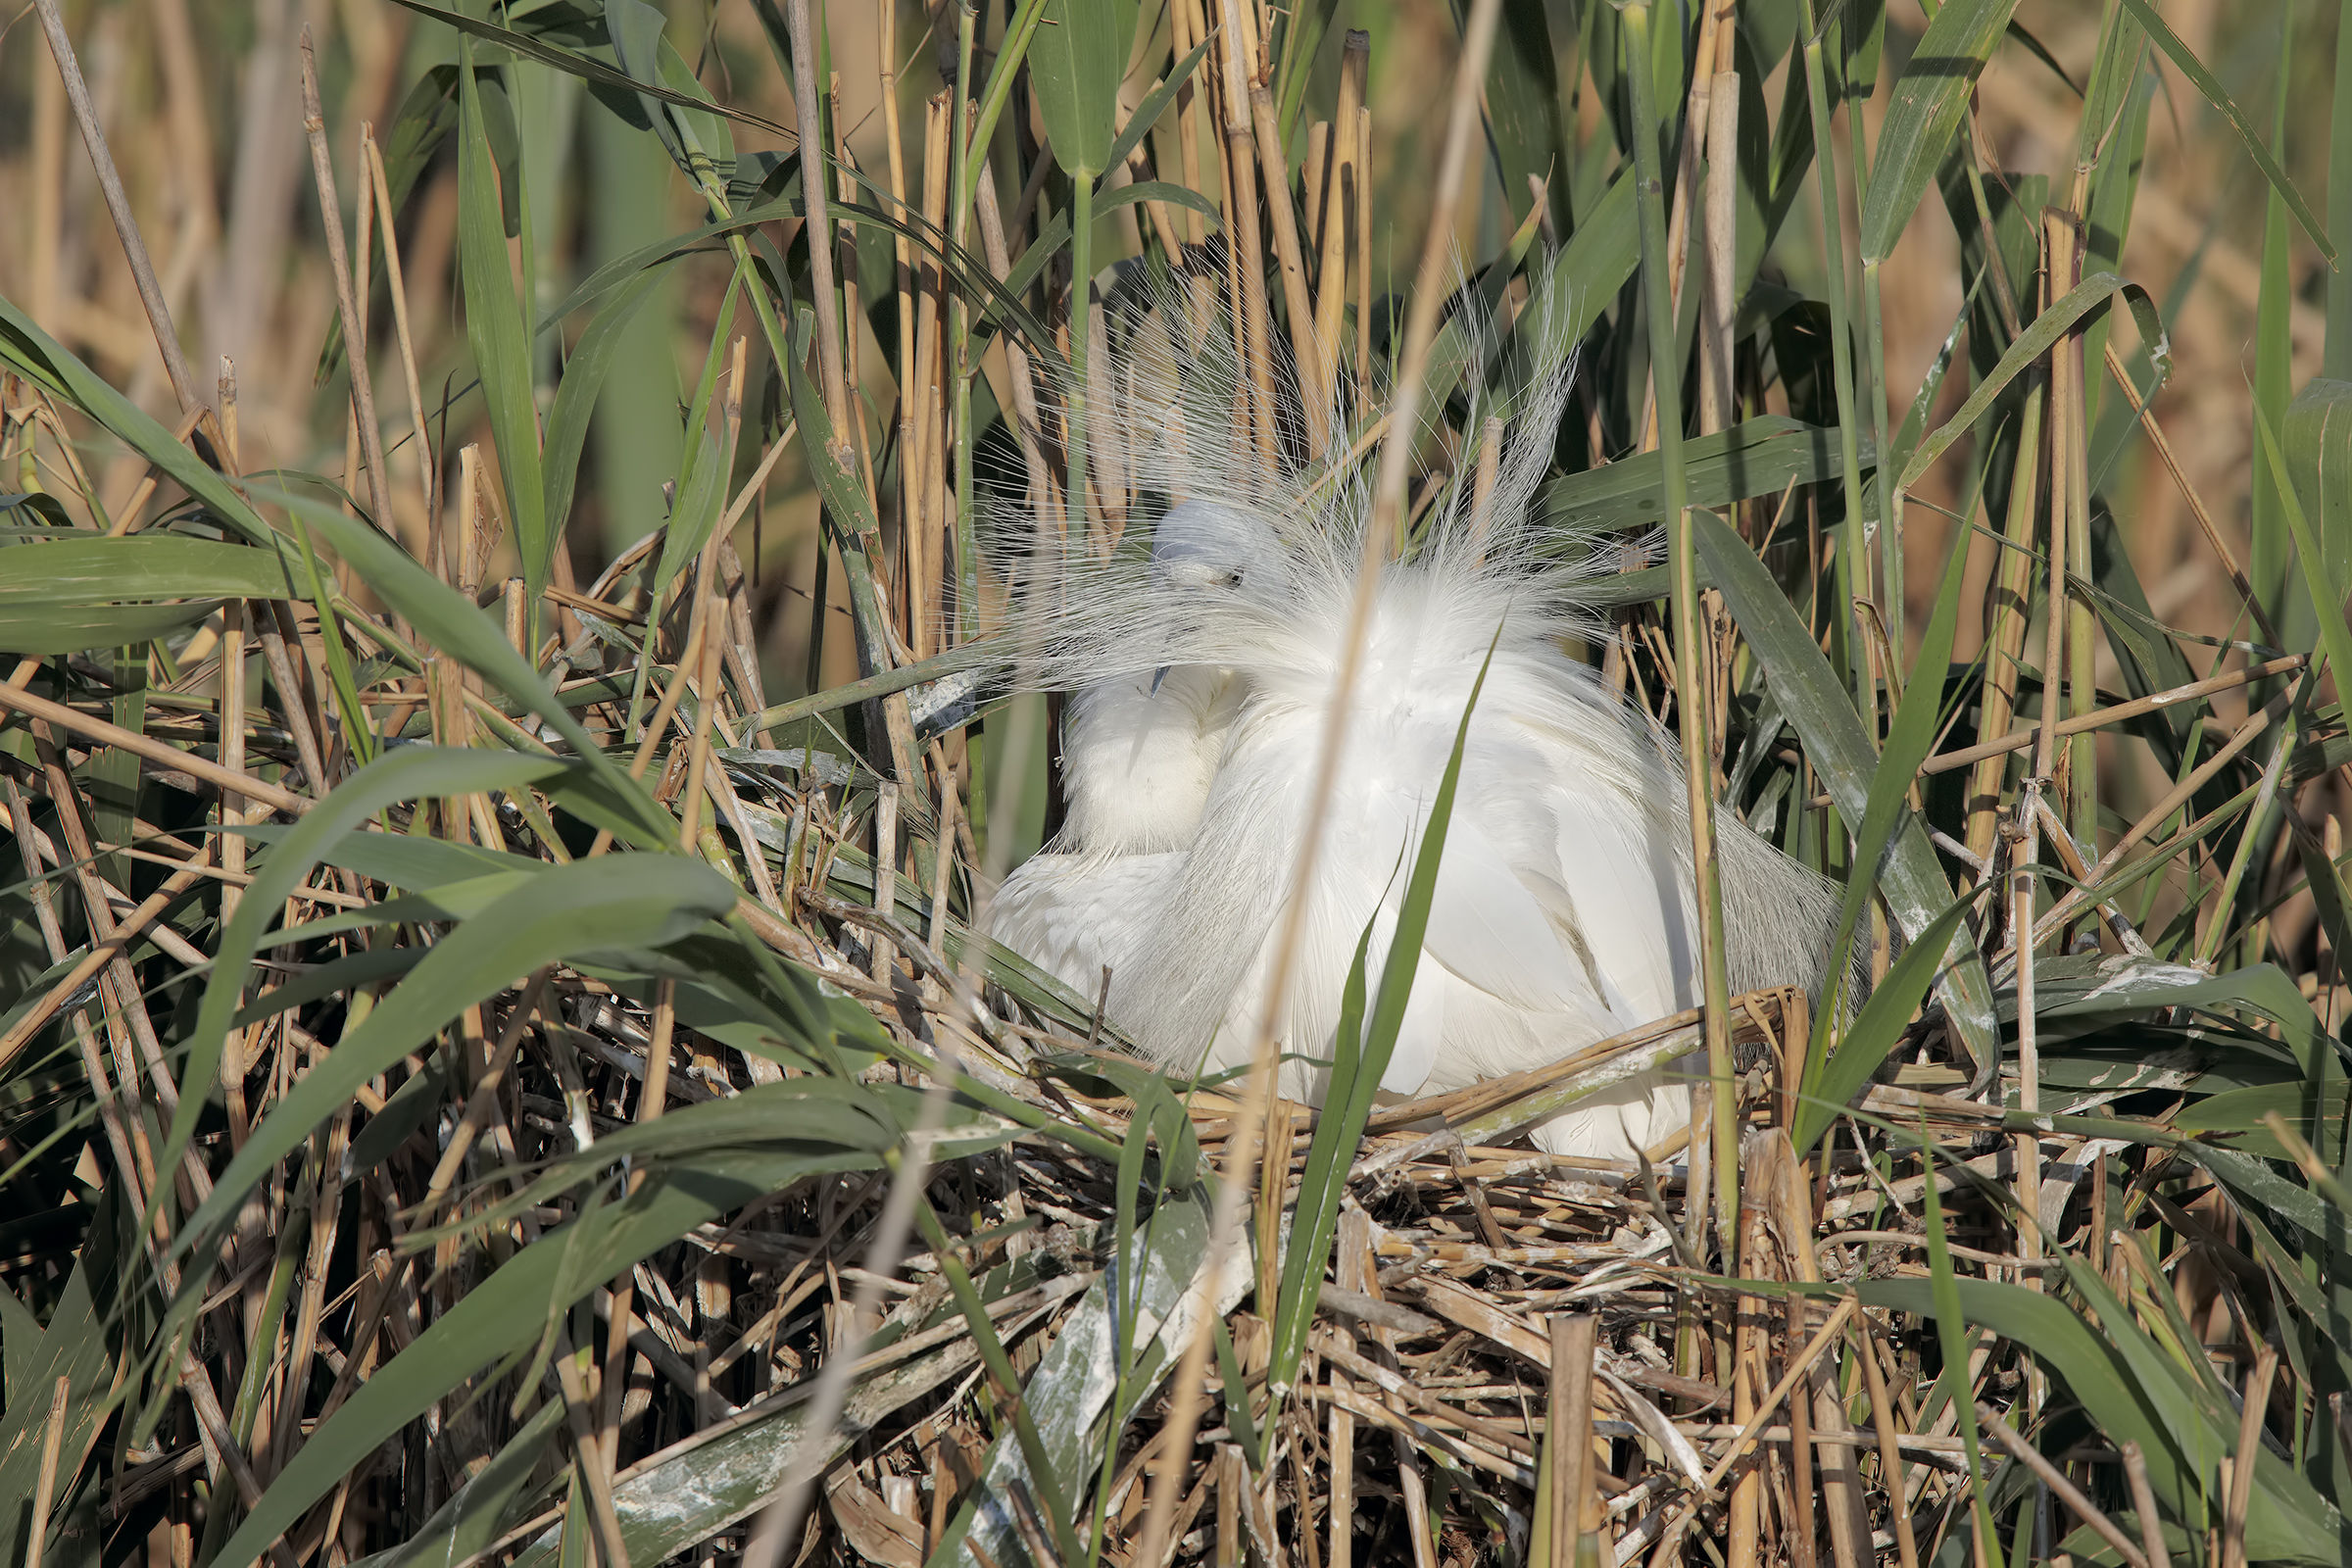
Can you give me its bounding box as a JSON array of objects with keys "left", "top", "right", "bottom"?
[{"left": 988, "top": 298, "right": 1845, "bottom": 1162}]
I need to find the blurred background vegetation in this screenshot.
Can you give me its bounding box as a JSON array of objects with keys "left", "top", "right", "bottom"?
[{"left": 0, "top": 0, "right": 2332, "bottom": 689}]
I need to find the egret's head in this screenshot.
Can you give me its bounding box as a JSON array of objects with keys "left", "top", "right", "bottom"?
[{"left": 1148, "top": 501, "right": 1290, "bottom": 603}]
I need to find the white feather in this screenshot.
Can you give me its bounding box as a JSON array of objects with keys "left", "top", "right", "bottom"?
[{"left": 986, "top": 275, "right": 1844, "bottom": 1162}]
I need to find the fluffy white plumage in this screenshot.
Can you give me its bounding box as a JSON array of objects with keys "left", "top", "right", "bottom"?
[{"left": 986, "top": 280, "right": 1842, "bottom": 1162}]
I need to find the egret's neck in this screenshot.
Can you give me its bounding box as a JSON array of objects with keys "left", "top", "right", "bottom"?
[{"left": 1060, "top": 666, "right": 1241, "bottom": 853}]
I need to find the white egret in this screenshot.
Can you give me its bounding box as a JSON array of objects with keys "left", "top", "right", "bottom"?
[{"left": 988, "top": 297, "right": 1844, "bottom": 1162}]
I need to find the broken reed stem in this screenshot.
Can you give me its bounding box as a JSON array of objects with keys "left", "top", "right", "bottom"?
[
  {"left": 2220, "top": 1345, "right": 2278, "bottom": 1568},
  {"left": 2121, "top": 1441, "right": 2174, "bottom": 1568},
  {"left": 1545, "top": 1314, "right": 1595, "bottom": 1568},
  {"left": 1131, "top": 6, "right": 1506, "bottom": 1561}
]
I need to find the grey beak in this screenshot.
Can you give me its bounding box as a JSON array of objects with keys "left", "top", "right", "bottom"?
[{"left": 1150, "top": 665, "right": 1171, "bottom": 697}]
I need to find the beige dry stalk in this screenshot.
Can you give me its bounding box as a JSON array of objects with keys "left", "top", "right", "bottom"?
[{"left": 1131, "top": 3, "right": 1506, "bottom": 1560}]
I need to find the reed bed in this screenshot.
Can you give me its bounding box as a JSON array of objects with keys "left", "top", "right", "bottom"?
[{"left": 0, "top": 0, "right": 2346, "bottom": 1565}]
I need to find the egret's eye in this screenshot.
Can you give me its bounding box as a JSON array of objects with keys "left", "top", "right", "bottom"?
[{"left": 1224, "top": 568, "right": 1246, "bottom": 588}]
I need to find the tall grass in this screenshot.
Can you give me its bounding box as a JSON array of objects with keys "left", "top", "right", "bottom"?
[{"left": 0, "top": 0, "right": 2346, "bottom": 1565}]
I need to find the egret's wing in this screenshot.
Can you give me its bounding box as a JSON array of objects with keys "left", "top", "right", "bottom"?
[
  {"left": 990, "top": 853, "right": 1179, "bottom": 1000},
  {"left": 1317, "top": 722, "right": 1619, "bottom": 1096},
  {"left": 1539, "top": 782, "right": 1696, "bottom": 1022},
  {"left": 1421, "top": 815, "right": 1609, "bottom": 1012}
]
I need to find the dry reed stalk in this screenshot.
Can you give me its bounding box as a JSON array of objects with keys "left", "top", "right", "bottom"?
[
  {"left": 778, "top": 0, "right": 916, "bottom": 787},
  {"left": 1254, "top": 1098, "right": 1295, "bottom": 1310},
  {"left": 603, "top": 621, "right": 710, "bottom": 1470},
  {"left": 2220, "top": 1345, "right": 2278, "bottom": 1568},
  {"left": 1326, "top": 1216, "right": 1360, "bottom": 1568},
  {"left": 1303, "top": 120, "right": 1330, "bottom": 248},
  {"left": 435, "top": 447, "right": 478, "bottom": 835},
  {"left": 1730, "top": 1196, "right": 1768, "bottom": 1568},
  {"left": 1772, "top": 1152, "right": 1873, "bottom": 1568},
  {"left": 911, "top": 92, "right": 953, "bottom": 660},
  {"left": 1354, "top": 99, "right": 1372, "bottom": 394},
  {"left": 25, "top": 16, "right": 63, "bottom": 334},
  {"left": 1131, "top": 10, "right": 1505, "bottom": 1558},
  {"left": 361, "top": 127, "right": 437, "bottom": 545},
  {"left": 881, "top": 0, "right": 915, "bottom": 635},
  {"left": 24, "top": 751, "right": 199, "bottom": 1139},
  {"left": 789, "top": 0, "right": 850, "bottom": 440},
  {"left": 1469, "top": 414, "right": 1504, "bottom": 554},
  {"left": 1249, "top": 83, "right": 1328, "bottom": 451},
  {"left": 1170, "top": 0, "right": 1207, "bottom": 249},
  {"left": 1353, "top": 1210, "right": 1438, "bottom": 1568},
  {"left": 1547, "top": 1314, "right": 1597, "bottom": 1568},
  {"left": 270, "top": 1097, "right": 353, "bottom": 1480},
  {"left": 1925, "top": 654, "right": 2306, "bottom": 778},
  {"left": 2049, "top": 211, "right": 2100, "bottom": 865},
  {"left": 2121, "top": 1441, "right": 2173, "bottom": 1568},
  {"left": 1119, "top": 128, "right": 1190, "bottom": 266},
  {"left": 871, "top": 780, "right": 901, "bottom": 983},
  {"left": 2034, "top": 793, "right": 2154, "bottom": 955},
  {"left": 974, "top": 161, "right": 1060, "bottom": 529},
  {"left": 1639, "top": 1, "right": 1731, "bottom": 453},
  {"left": 4, "top": 775, "right": 152, "bottom": 1205},
  {"left": 1854, "top": 1315, "right": 1923, "bottom": 1568},
  {"left": 554, "top": 1336, "right": 635, "bottom": 1567},
  {"left": 103, "top": 405, "right": 203, "bottom": 537},
  {"left": 302, "top": 33, "right": 398, "bottom": 538},
  {"left": 1212, "top": 0, "right": 1278, "bottom": 472},
  {"left": 0, "top": 799, "right": 270, "bottom": 1068},
  {"left": 25, "top": 1375, "right": 70, "bottom": 1568},
  {"left": 1315, "top": 34, "right": 1367, "bottom": 403},
  {"left": 0, "top": 680, "right": 310, "bottom": 814},
  {"left": 1698, "top": 74, "right": 1741, "bottom": 436},
  {"left": 834, "top": 72, "right": 884, "bottom": 549},
  {"left": 341, "top": 121, "right": 373, "bottom": 514},
  {"left": 2031, "top": 691, "right": 2291, "bottom": 944}
]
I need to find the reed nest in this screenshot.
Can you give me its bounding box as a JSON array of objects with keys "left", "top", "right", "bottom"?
[{"left": 1, "top": 0, "right": 2349, "bottom": 1564}]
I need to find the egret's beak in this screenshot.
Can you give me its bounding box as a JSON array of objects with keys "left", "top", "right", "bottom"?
[{"left": 1149, "top": 665, "right": 1171, "bottom": 697}]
